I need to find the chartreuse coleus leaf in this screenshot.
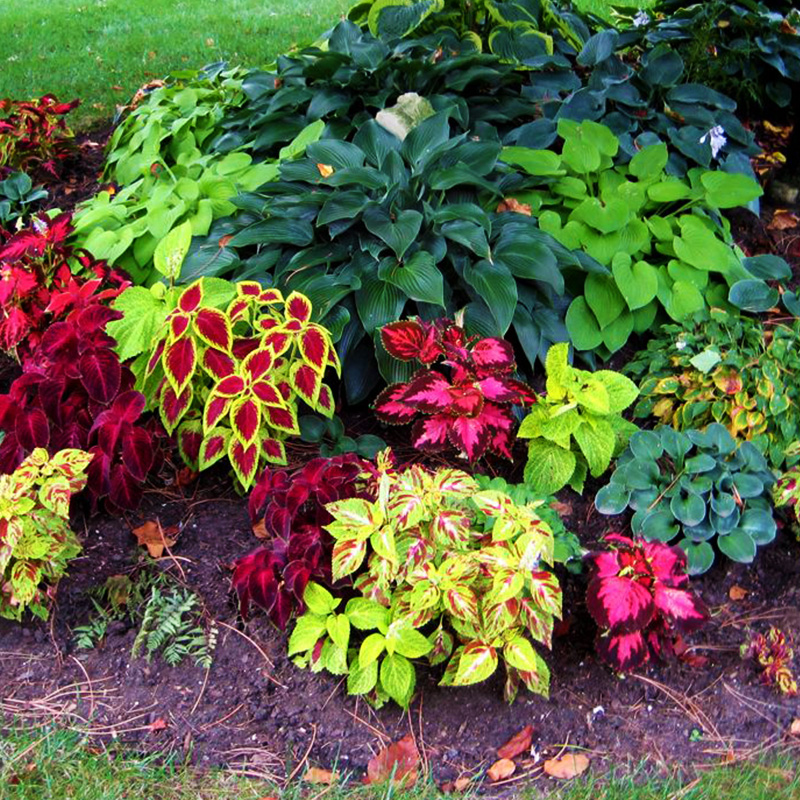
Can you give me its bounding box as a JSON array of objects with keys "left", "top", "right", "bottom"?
[
  {"left": 284, "top": 452, "right": 563, "bottom": 708},
  {"left": 520, "top": 344, "right": 638, "bottom": 496}
]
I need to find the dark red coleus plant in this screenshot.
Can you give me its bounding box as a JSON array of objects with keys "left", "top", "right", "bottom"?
[
  {"left": 373, "top": 318, "right": 537, "bottom": 462},
  {"left": 585, "top": 534, "right": 709, "bottom": 671},
  {"left": 0, "top": 95, "right": 80, "bottom": 178},
  {"left": 0, "top": 301, "right": 161, "bottom": 511},
  {"left": 232, "top": 454, "right": 375, "bottom": 629},
  {"left": 0, "top": 212, "right": 128, "bottom": 360}
]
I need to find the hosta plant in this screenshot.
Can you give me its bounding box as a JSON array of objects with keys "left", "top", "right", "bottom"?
[
  {"left": 0, "top": 170, "right": 47, "bottom": 226},
  {"left": 0, "top": 95, "right": 79, "bottom": 178},
  {"left": 143, "top": 278, "right": 338, "bottom": 489},
  {"left": 289, "top": 452, "right": 563, "bottom": 707},
  {"left": 519, "top": 343, "right": 638, "bottom": 495},
  {"left": 233, "top": 454, "right": 376, "bottom": 629},
  {"left": 595, "top": 425, "right": 777, "bottom": 575},
  {"left": 299, "top": 414, "right": 386, "bottom": 459},
  {"left": 502, "top": 121, "right": 787, "bottom": 355},
  {"left": 0, "top": 211, "right": 128, "bottom": 360},
  {"left": 740, "top": 626, "right": 798, "bottom": 697},
  {"left": 0, "top": 302, "right": 160, "bottom": 511},
  {"left": 626, "top": 309, "right": 800, "bottom": 470},
  {"left": 373, "top": 318, "right": 537, "bottom": 462},
  {"left": 586, "top": 534, "right": 708, "bottom": 671},
  {"left": 0, "top": 447, "right": 92, "bottom": 621}
]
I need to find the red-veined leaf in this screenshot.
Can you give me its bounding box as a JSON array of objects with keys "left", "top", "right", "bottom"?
[
  {"left": 194, "top": 308, "right": 232, "bottom": 352},
  {"left": 444, "top": 583, "right": 479, "bottom": 623},
  {"left": 477, "top": 376, "right": 520, "bottom": 403},
  {"left": 111, "top": 390, "right": 146, "bottom": 423},
  {"left": 429, "top": 468, "right": 477, "bottom": 496},
  {"left": 80, "top": 348, "right": 122, "bottom": 403},
  {"left": 332, "top": 537, "right": 367, "bottom": 581},
  {"left": 528, "top": 572, "right": 562, "bottom": 619},
  {"left": 453, "top": 642, "right": 498, "bottom": 685},
  {"left": 520, "top": 597, "right": 554, "bottom": 648}
]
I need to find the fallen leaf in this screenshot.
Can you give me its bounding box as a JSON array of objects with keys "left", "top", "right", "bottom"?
[
  {"left": 366, "top": 735, "right": 419, "bottom": 788},
  {"left": 317, "top": 163, "right": 335, "bottom": 178},
  {"left": 175, "top": 466, "right": 198, "bottom": 488},
  {"left": 768, "top": 211, "right": 800, "bottom": 231},
  {"left": 549, "top": 500, "right": 573, "bottom": 517},
  {"left": 729, "top": 585, "right": 749, "bottom": 601},
  {"left": 543, "top": 753, "right": 590, "bottom": 780},
  {"left": 304, "top": 767, "right": 338, "bottom": 785},
  {"left": 252, "top": 519, "right": 268, "bottom": 539},
  {"left": 205, "top": 37, "right": 215, "bottom": 47},
  {"left": 111, "top": 84, "right": 123, "bottom": 91},
  {"left": 487, "top": 758, "right": 516, "bottom": 782},
  {"left": 454, "top": 776, "right": 471, "bottom": 792},
  {"left": 147, "top": 718, "right": 169, "bottom": 732},
  {"left": 496, "top": 198, "right": 532, "bottom": 216},
  {"left": 218, "top": 234, "right": 233, "bottom": 248},
  {"left": 497, "top": 725, "right": 533, "bottom": 760},
  {"left": 790, "top": 718, "right": 800, "bottom": 737},
  {"left": 132, "top": 520, "right": 178, "bottom": 558}
]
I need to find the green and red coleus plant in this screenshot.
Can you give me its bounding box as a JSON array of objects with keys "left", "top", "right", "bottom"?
[
  {"left": 373, "top": 318, "right": 537, "bottom": 462},
  {"left": 586, "top": 534, "right": 708, "bottom": 672},
  {"left": 741, "top": 627, "right": 798, "bottom": 697},
  {"left": 144, "top": 279, "right": 338, "bottom": 489},
  {"left": 0, "top": 212, "right": 129, "bottom": 360},
  {"left": 0, "top": 95, "right": 80, "bottom": 179},
  {"left": 0, "top": 300, "right": 161, "bottom": 511},
  {"left": 232, "top": 454, "right": 376, "bottom": 629}
]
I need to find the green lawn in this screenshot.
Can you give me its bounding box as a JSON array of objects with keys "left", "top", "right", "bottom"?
[{"left": 0, "top": 0, "right": 351, "bottom": 130}]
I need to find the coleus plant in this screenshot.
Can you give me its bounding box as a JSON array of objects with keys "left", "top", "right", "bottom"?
[
  {"left": 0, "top": 95, "right": 80, "bottom": 178},
  {"left": 586, "top": 533, "right": 709, "bottom": 672},
  {"left": 595, "top": 425, "right": 777, "bottom": 575},
  {"left": 0, "top": 211, "right": 129, "bottom": 361},
  {"left": 0, "top": 447, "right": 93, "bottom": 621},
  {"left": 232, "top": 454, "right": 376, "bottom": 629},
  {"left": 0, "top": 301, "right": 160, "bottom": 511},
  {"left": 143, "top": 278, "right": 338, "bottom": 489},
  {"left": 774, "top": 461, "right": 800, "bottom": 531},
  {"left": 518, "top": 343, "right": 639, "bottom": 495},
  {"left": 626, "top": 309, "right": 800, "bottom": 470},
  {"left": 740, "top": 627, "right": 798, "bottom": 697},
  {"left": 373, "top": 318, "right": 537, "bottom": 462},
  {"left": 289, "top": 451, "right": 563, "bottom": 707}
]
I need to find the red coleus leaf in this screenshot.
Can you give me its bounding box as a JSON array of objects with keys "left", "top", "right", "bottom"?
[
  {"left": 122, "top": 426, "right": 155, "bottom": 482},
  {"left": 471, "top": 337, "right": 515, "bottom": 372},
  {"left": 411, "top": 415, "right": 451, "bottom": 451},
  {"left": 299, "top": 326, "right": 328, "bottom": 372},
  {"left": 200, "top": 431, "right": 228, "bottom": 469},
  {"left": 259, "top": 288, "right": 283, "bottom": 304},
  {"left": 477, "top": 376, "right": 521, "bottom": 404},
  {"left": 586, "top": 576, "right": 654, "bottom": 634},
  {"left": 373, "top": 383, "right": 416, "bottom": 424},
  {"left": 380, "top": 319, "right": 432, "bottom": 362},
  {"left": 290, "top": 363, "right": 321, "bottom": 405},
  {"left": 178, "top": 424, "right": 203, "bottom": 467},
  {"left": 110, "top": 390, "right": 146, "bottom": 424},
  {"left": 15, "top": 408, "right": 50, "bottom": 451},
  {"left": 164, "top": 336, "right": 197, "bottom": 396},
  {"left": 169, "top": 313, "right": 191, "bottom": 340},
  {"left": 146, "top": 338, "right": 166, "bottom": 376},
  {"left": 229, "top": 438, "right": 260, "bottom": 488},
  {"left": 262, "top": 437, "right": 286, "bottom": 464},
  {"left": 160, "top": 383, "right": 193, "bottom": 435},
  {"left": 194, "top": 307, "right": 232, "bottom": 352},
  {"left": 108, "top": 462, "right": 143, "bottom": 511},
  {"left": 231, "top": 398, "right": 261, "bottom": 445},
  {"left": 403, "top": 371, "right": 454, "bottom": 413},
  {"left": 242, "top": 348, "right": 273, "bottom": 381},
  {"left": 202, "top": 347, "right": 235, "bottom": 380},
  {"left": 447, "top": 385, "right": 485, "bottom": 417},
  {"left": 178, "top": 280, "right": 204, "bottom": 313},
  {"left": 448, "top": 414, "right": 492, "bottom": 462},
  {"left": 652, "top": 586, "right": 709, "bottom": 635},
  {"left": 595, "top": 631, "right": 649, "bottom": 672},
  {"left": 285, "top": 291, "right": 312, "bottom": 323},
  {"left": 261, "top": 329, "right": 290, "bottom": 356},
  {"left": 251, "top": 380, "right": 283, "bottom": 406},
  {"left": 264, "top": 404, "right": 298, "bottom": 434},
  {"left": 643, "top": 541, "right": 689, "bottom": 586},
  {"left": 316, "top": 384, "right": 334, "bottom": 417},
  {"left": 227, "top": 297, "right": 250, "bottom": 322},
  {"left": 80, "top": 348, "right": 122, "bottom": 404},
  {"left": 203, "top": 394, "right": 231, "bottom": 431},
  {"left": 214, "top": 374, "right": 246, "bottom": 398}
]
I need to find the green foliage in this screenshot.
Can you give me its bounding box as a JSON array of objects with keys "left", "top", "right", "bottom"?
[
  {"left": 616, "top": 0, "right": 800, "bottom": 114},
  {"left": 131, "top": 585, "right": 216, "bottom": 668},
  {"left": 774, "top": 458, "right": 800, "bottom": 533},
  {"left": 289, "top": 454, "right": 563, "bottom": 707},
  {"left": 595, "top": 424, "right": 777, "bottom": 575},
  {"left": 626, "top": 309, "right": 800, "bottom": 470},
  {"left": 104, "top": 63, "right": 248, "bottom": 186},
  {"left": 299, "top": 414, "right": 387, "bottom": 459},
  {"left": 519, "top": 343, "right": 638, "bottom": 495},
  {"left": 0, "top": 171, "right": 47, "bottom": 226},
  {"left": 0, "top": 448, "right": 92, "bottom": 621},
  {"left": 474, "top": 474, "right": 584, "bottom": 572},
  {"left": 503, "top": 120, "right": 785, "bottom": 356}
]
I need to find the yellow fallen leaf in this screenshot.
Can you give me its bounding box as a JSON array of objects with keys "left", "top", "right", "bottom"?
[
  {"left": 132, "top": 520, "right": 178, "bottom": 558},
  {"left": 487, "top": 758, "right": 516, "bottom": 782},
  {"left": 303, "top": 767, "right": 338, "bottom": 784},
  {"left": 543, "top": 753, "right": 590, "bottom": 780},
  {"left": 790, "top": 718, "right": 800, "bottom": 737},
  {"left": 317, "top": 163, "right": 335, "bottom": 178}
]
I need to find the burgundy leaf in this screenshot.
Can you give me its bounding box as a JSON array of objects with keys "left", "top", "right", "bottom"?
[
  {"left": 122, "top": 426, "right": 155, "bottom": 482},
  {"left": 586, "top": 576, "right": 654, "bottom": 634},
  {"left": 80, "top": 348, "right": 122, "bottom": 404}
]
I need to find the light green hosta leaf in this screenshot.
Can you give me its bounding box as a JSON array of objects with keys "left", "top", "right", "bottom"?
[
  {"left": 612, "top": 254, "right": 659, "bottom": 311},
  {"left": 153, "top": 220, "right": 193, "bottom": 280},
  {"left": 585, "top": 274, "right": 626, "bottom": 330},
  {"left": 700, "top": 171, "right": 762, "bottom": 210}
]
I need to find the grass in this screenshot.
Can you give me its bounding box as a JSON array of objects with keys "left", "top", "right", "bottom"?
[
  {"left": 0, "top": 0, "right": 352, "bottom": 130},
  {"left": 1, "top": 726, "right": 799, "bottom": 800}
]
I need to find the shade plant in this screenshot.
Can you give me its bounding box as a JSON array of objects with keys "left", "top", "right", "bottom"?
[
  {"left": 140, "top": 278, "right": 339, "bottom": 489},
  {"left": 586, "top": 533, "right": 709, "bottom": 671},
  {"left": 501, "top": 120, "right": 786, "bottom": 356},
  {"left": 595, "top": 424, "right": 777, "bottom": 574},
  {"left": 0, "top": 447, "right": 93, "bottom": 621},
  {"left": 232, "top": 453, "right": 376, "bottom": 629},
  {"left": 287, "top": 451, "right": 562, "bottom": 707},
  {"left": 741, "top": 626, "right": 798, "bottom": 696},
  {"left": 373, "top": 317, "right": 537, "bottom": 462},
  {"left": 626, "top": 308, "right": 800, "bottom": 470},
  {"left": 0, "top": 170, "right": 47, "bottom": 226},
  {"left": 518, "top": 342, "right": 638, "bottom": 495}
]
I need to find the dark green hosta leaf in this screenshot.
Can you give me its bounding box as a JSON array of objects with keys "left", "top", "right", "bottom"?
[
  {"left": 594, "top": 483, "right": 631, "bottom": 515},
  {"left": 577, "top": 30, "right": 619, "bottom": 67},
  {"left": 377, "top": 251, "right": 444, "bottom": 307},
  {"left": 640, "top": 509, "right": 680, "bottom": 542},
  {"left": 306, "top": 139, "right": 366, "bottom": 170},
  {"left": 738, "top": 508, "right": 777, "bottom": 546},
  {"left": 679, "top": 539, "right": 715, "bottom": 575},
  {"left": 728, "top": 280, "right": 779, "bottom": 313},
  {"left": 716, "top": 529, "right": 757, "bottom": 564},
  {"left": 670, "top": 493, "right": 706, "bottom": 527},
  {"left": 629, "top": 430, "right": 664, "bottom": 462},
  {"left": 228, "top": 218, "right": 313, "bottom": 248},
  {"left": 440, "top": 220, "right": 490, "bottom": 258},
  {"left": 317, "top": 190, "right": 370, "bottom": 226},
  {"left": 493, "top": 238, "right": 563, "bottom": 293},
  {"left": 462, "top": 259, "right": 517, "bottom": 334},
  {"left": 731, "top": 473, "right": 765, "bottom": 499},
  {"left": 402, "top": 113, "right": 453, "bottom": 171},
  {"left": 684, "top": 453, "right": 717, "bottom": 474},
  {"left": 741, "top": 254, "right": 792, "bottom": 282},
  {"left": 355, "top": 270, "right": 407, "bottom": 335},
  {"left": 363, "top": 206, "right": 423, "bottom": 260},
  {"left": 667, "top": 84, "right": 737, "bottom": 111}
]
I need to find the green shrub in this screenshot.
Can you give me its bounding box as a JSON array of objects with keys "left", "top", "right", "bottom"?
[{"left": 595, "top": 424, "right": 777, "bottom": 574}]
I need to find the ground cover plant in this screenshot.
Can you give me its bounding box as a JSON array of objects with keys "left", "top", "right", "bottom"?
[{"left": 0, "top": 171, "right": 47, "bottom": 226}]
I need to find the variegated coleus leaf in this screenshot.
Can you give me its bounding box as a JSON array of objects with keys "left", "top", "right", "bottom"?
[
  {"left": 228, "top": 437, "right": 260, "bottom": 489},
  {"left": 160, "top": 381, "right": 193, "bottom": 435}
]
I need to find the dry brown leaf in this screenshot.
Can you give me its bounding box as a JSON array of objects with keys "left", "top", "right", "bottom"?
[
  {"left": 147, "top": 718, "right": 169, "bottom": 732},
  {"left": 132, "top": 521, "right": 178, "bottom": 558},
  {"left": 496, "top": 198, "right": 532, "bottom": 216},
  {"left": 303, "top": 767, "right": 338, "bottom": 785},
  {"left": 497, "top": 724, "right": 533, "bottom": 760},
  {"left": 790, "top": 718, "right": 800, "bottom": 737},
  {"left": 252, "top": 519, "right": 268, "bottom": 539},
  {"left": 366, "top": 734, "right": 419, "bottom": 788},
  {"left": 768, "top": 211, "right": 800, "bottom": 231},
  {"left": 549, "top": 500, "right": 573, "bottom": 517},
  {"left": 729, "top": 585, "right": 749, "bottom": 601},
  {"left": 543, "top": 753, "right": 590, "bottom": 780},
  {"left": 487, "top": 758, "right": 516, "bottom": 782}
]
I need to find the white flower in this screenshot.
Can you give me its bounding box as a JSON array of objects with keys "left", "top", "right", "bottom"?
[
  {"left": 699, "top": 125, "right": 727, "bottom": 160},
  {"left": 633, "top": 11, "right": 650, "bottom": 27},
  {"left": 675, "top": 339, "right": 688, "bottom": 351}
]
